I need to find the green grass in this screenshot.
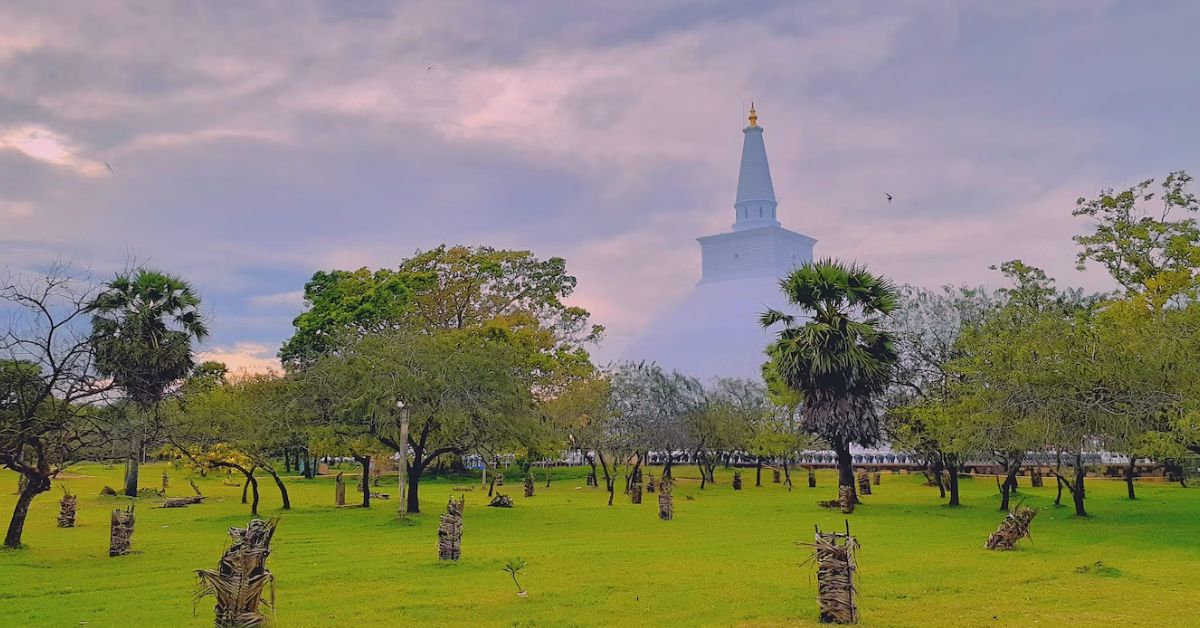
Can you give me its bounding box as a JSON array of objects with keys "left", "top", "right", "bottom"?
[{"left": 1, "top": 464, "right": 1197, "bottom": 627}]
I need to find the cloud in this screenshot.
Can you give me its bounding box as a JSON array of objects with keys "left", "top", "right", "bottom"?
[
  {"left": 0, "top": 125, "right": 106, "bottom": 176},
  {"left": 197, "top": 341, "right": 281, "bottom": 375},
  {"left": 0, "top": 1, "right": 1197, "bottom": 364}
]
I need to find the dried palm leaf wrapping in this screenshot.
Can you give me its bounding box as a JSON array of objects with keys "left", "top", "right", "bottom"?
[
  {"left": 630, "top": 479, "right": 643, "bottom": 504},
  {"left": 838, "top": 486, "right": 855, "bottom": 514},
  {"left": 488, "top": 494, "right": 513, "bottom": 508},
  {"left": 495, "top": 474, "right": 504, "bottom": 487},
  {"left": 195, "top": 518, "right": 278, "bottom": 628},
  {"left": 773, "top": 468, "right": 782, "bottom": 483},
  {"left": 658, "top": 479, "right": 673, "bottom": 521},
  {"left": 646, "top": 473, "right": 656, "bottom": 493},
  {"left": 732, "top": 472, "right": 742, "bottom": 491},
  {"left": 808, "top": 468, "right": 817, "bottom": 488},
  {"left": 524, "top": 475, "right": 534, "bottom": 498},
  {"left": 162, "top": 471, "right": 170, "bottom": 494},
  {"left": 856, "top": 472, "right": 871, "bottom": 496},
  {"left": 438, "top": 497, "right": 464, "bottom": 561},
  {"left": 985, "top": 505, "right": 1037, "bottom": 550},
  {"left": 334, "top": 473, "right": 345, "bottom": 506},
  {"left": 109, "top": 505, "right": 135, "bottom": 557},
  {"left": 810, "top": 526, "right": 860, "bottom": 624},
  {"left": 1030, "top": 469, "right": 1044, "bottom": 488},
  {"left": 872, "top": 473, "right": 881, "bottom": 486},
  {"left": 58, "top": 491, "right": 77, "bottom": 528}
]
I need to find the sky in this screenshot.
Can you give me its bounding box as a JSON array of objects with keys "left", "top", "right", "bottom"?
[{"left": 2, "top": 0, "right": 1199, "bottom": 371}]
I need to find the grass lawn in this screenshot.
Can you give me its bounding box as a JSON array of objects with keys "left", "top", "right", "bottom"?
[{"left": 1, "top": 463, "right": 1197, "bottom": 627}]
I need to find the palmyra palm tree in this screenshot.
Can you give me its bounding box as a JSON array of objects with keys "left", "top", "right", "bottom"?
[
  {"left": 88, "top": 269, "right": 208, "bottom": 496},
  {"left": 761, "top": 259, "right": 898, "bottom": 501}
]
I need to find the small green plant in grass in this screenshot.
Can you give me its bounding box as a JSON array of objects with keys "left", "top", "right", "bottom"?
[{"left": 504, "top": 557, "right": 527, "bottom": 595}]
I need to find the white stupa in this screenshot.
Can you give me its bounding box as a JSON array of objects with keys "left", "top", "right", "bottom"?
[{"left": 623, "top": 105, "right": 817, "bottom": 381}]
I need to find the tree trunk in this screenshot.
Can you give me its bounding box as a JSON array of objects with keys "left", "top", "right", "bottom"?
[
  {"left": 124, "top": 439, "right": 141, "bottom": 498},
  {"left": 352, "top": 455, "right": 371, "bottom": 509},
  {"left": 247, "top": 472, "right": 260, "bottom": 516},
  {"left": 1072, "top": 452, "right": 1087, "bottom": 517},
  {"left": 833, "top": 440, "right": 856, "bottom": 502},
  {"left": 264, "top": 467, "right": 291, "bottom": 510},
  {"left": 284, "top": 451, "right": 291, "bottom": 473},
  {"left": 663, "top": 453, "right": 674, "bottom": 479},
  {"left": 931, "top": 458, "right": 946, "bottom": 499},
  {"left": 697, "top": 450, "right": 707, "bottom": 490},
  {"left": 947, "top": 462, "right": 960, "bottom": 507},
  {"left": 407, "top": 463, "right": 423, "bottom": 514},
  {"left": 755, "top": 458, "right": 763, "bottom": 487},
  {"left": 4, "top": 475, "right": 48, "bottom": 549},
  {"left": 783, "top": 459, "right": 793, "bottom": 491},
  {"left": 1125, "top": 456, "right": 1136, "bottom": 500},
  {"left": 241, "top": 476, "right": 250, "bottom": 504},
  {"left": 1054, "top": 451, "right": 1065, "bottom": 506}
]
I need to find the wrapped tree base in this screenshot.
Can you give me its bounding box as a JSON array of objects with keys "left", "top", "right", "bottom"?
[
  {"left": 586, "top": 472, "right": 597, "bottom": 487},
  {"left": 488, "top": 494, "right": 514, "bottom": 508},
  {"left": 658, "top": 480, "right": 673, "bottom": 520},
  {"left": 630, "top": 480, "right": 643, "bottom": 504},
  {"left": 335, "top": 473, "right": 346, "bottom": 506},
  {"left": 856, "top": 473, "right": 871, "bottom": 496},
  {"left": 646, "top": 474, "right": 656, "bottom": 493},
  {"left": 58, "top": 491, "right": 77, "bottom": 528},
  {"left": 811, "top": 523, "right": 859, "bottom": 624},
  {"left": 161, "top": 471, "right": 169, "bottom": 494},
  {"left": 985, "top": 505, "right": 1037, "bottom": 550},
  {"left": 195, "top": 518, "right": 278, "bottom": 628},
  {"left": 839, "top": 486, "right": 855, "bottom": 514},
  {"left": 732, "top": 472, "right": 742, "bottom": 491},
  {"left": 438, "top": 496, "right": 464, "bottom": 560},
  {"left": 773, "top": 468, "right": 782, "bottom": 484},
  {"left": 808, "top": 469, "right": 817, "bottom": 488},
  {"left": 872, "top": 473, "right": 881, "bottom": 486},
  {"left": 1030, "top": 470, "right": 1044, "bottom": 488},
  {"left": 495, "top": 474, "right": 505, "bottom": 487},
  {"left": 109, "top": 506, "right": 135, "bottom": 557},
  {"left": 524, "top": 475, "right": 535, "bottom": 498}
]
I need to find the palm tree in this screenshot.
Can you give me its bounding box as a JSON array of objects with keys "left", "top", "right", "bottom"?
[
  {"left": 88, "top": 269, "right": 208, "bottom": 497},
  {"left": 761, "top": 259, "right": 898, "bottom": 501}
]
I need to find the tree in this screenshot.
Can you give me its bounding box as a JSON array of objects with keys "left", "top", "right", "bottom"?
[
  {"left": 886, "top": 285, "right": 998, "bottom": 506},
  {"left": 88, "top": 268, "right": 208, "bottom": 497},
  {"left": 1, "top": 264, "right": 112, "bottom": 548},
  {"left": 278, "top": 268, "right": 430, "bottom": 367},
  {"left": 299, "top": 330, "right": 529, "bottom": 513},
  {"left": 761, "top": 259, "right": 900, "bottom": 501},
  {"left": 1073, "top": 170, "right": 1199, "bottom": 301},
  {"left": 607, "top": 362, "right": 702, "bottom": 497},
  {"left": 169, "top": 371, "right": 296, "bottom": 514}
]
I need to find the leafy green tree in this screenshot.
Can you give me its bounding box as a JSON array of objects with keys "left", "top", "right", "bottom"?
[
  {"left": 279, "top": 268, "right": 430, "bottom": 366},
  {"left": 88, "top": 269, "right": 208, "bottom": 497},
  {"left": 299, "top": 330, "right": 529, "bottom": 513},
  {"left": 1073, "top": 170, "right": 1199, "bottom": 300},
  {"left": 761, "top": 259, "right": 899, "bottom": 501}
]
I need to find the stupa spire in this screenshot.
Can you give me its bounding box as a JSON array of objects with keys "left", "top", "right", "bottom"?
[{"left": 733, "top": 103, "right": 778, "bottom": 231}]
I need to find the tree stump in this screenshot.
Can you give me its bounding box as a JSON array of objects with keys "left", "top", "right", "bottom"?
[
  {"left": 646, "top": 473, "right": 656, "bottom": 493},
  {"left": 773, "top": 468, "right": 782, "bottom": 484},
  {"left": 986, "top": 505, "right": 1037, "bottom": 550},
  {"left": 658, "top": 480, "right": 673, "bottom": 521},
  {"left": 812, "top": 524, "right": 859, "bottom": 624},
  {"left": 838, "top": 486, "right": 855, "bottom": 514},
  {"left": 109, "top": 506, "right": 135, "bottom": 557},
  {"left": 732, "top": 471, "right": 742, "bottom": 491},
  {"left": 335, "top": 472, "right": 346, "bottom": 506},
  {"left": 438, "top": 496, "right": 464, "bottom": 561},
  {"left": 524, "top": 475, "right": 535, "bottom": 498},
  {"left": 1031, "top": 469, "right": 1044, "bottom": 488},
  {"left": 630, "top": 479, "right": 643, "bottom": 504},
  {"left": 857, "top": 472, "right": 872, "bottom": 496},
  {"left": 872, "top": 472, "right": 881, "bottom": 486},
  {"left": 488, "top": 494, "right": 514, "bottom": 508},
  {"left": 58, "top": 491, "right": 77, "bottom": 528},
  {"left": 808, "top": 468, "right": 817, "bottom": 488},
  {"left": 195, "top": 517, "right": 277, "bottom": 628}
]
